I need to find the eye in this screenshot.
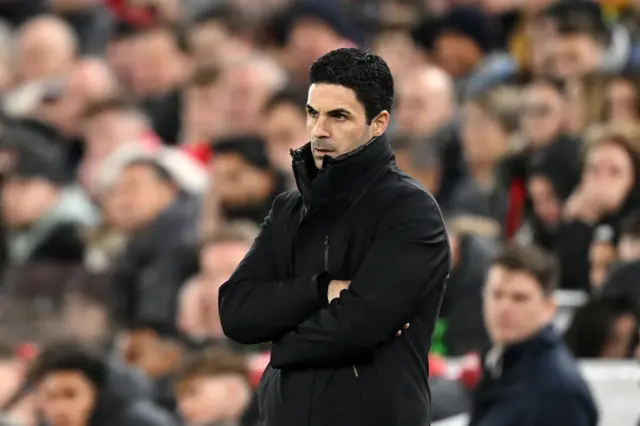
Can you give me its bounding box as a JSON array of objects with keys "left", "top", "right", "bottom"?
[
  {"left": 307, "top": 109, "right": 319, "bottom": 119},
  {"left": 334, "top": 113, "right": 347, "bottom": 121}
]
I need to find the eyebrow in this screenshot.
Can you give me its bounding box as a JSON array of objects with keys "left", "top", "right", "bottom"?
[{"left": 305, "top": 104, "right": 352, "bottom": 116}]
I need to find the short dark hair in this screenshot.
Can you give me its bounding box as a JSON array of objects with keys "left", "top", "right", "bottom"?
[
  {"left": 309, "top": 48, "right": 394, "bottom": 123},
  {"left": 194, "top": 3, "right": 252, "bottom": 38},
  {"left": 492, "top": 243, "right": 559, "bottom": 295},
  {"left": 82, "top": 96, "right": 141, "bottom": 120},
  {"left": 264, "top": 86, "right": 307, "bottom": 115},
  {"left": 30, "top": 341, "right": 105, "bottom": 388},
  {"left": 176, "top": 347, "right": 248, "bottom": 392},
  {"left": 547, "top": 2, "right": 609, "bottom": 46}
]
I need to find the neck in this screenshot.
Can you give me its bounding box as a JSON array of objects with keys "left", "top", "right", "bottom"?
[{"left": 469, "top": 162, "right": 495, "bottom": 187}]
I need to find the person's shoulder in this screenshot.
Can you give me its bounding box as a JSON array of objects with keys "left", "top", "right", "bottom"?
[
  {"left": 273, "top": 189, "right": 302, "bottom": 208},
  {"left": 119, "top": 400, "right": 178, "bottom": 426},
  {"left": 379, "top": 168, "right": 441, "bottom": 211}
]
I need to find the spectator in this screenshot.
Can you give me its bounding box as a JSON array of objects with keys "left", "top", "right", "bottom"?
[
  {"left": 181, "top": 67, "right": 224, "bottom": 147},
  {"left": 565, "top": 297, "right": 637, "bottom": 358},
  {"left": 210, "top": 136, "right": 288, "bottom": 226},
  {"left": 51, "top": 0, "right": 114, "bottom": 56},
  {"left": 1, "top": 146, "right": 96, "bottom": 264},
  {"left": 189, "top": 4, "right": 255, "bottom": 70},
  {"left": 33, "top": 341, "right": 176, "bottom": 426},
  {"left": 261, "top": 86, "right": 308, "bottom": 186},
  {"left": 557, "top": 124, "right": 640, "bottom": 290},
  {"left": 120, "top": 321, "right": 187, "bottom": 413},
  {"left": 178, "top": 221, "right": 258, "bottom": 343},
  {"left": 391, "top": 134, "right": 441, "bottom": 195},
  {"left": 16, "top": 15, "right": 78, "bottom": 84},
  {"left": 110, "top": 155, "right": 200, "bottom": 325},
  {"left": 432, "top": 6, "right": 518, "bottom": 100},
  {"left": 469, "top": 244, "right": 598, "bottom": 426},
  {"left": 175, "top": 347, "right": 252, "bottom": 426}
]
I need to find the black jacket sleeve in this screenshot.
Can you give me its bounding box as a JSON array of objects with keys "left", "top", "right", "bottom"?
[
  {"left": 219, "top": 193, "right": 329, "bottom": 345},
  {"left": 269, "top": 189, "right": 450, "bottom": 368},
  {"left": 527, "top": 386, "right": 598, "bottom": 426}
]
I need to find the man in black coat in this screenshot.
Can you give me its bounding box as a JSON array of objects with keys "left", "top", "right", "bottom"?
[
  {"left": 219, "top": 48, "right": 451, "bottom": 426},
  {"left": 469, "top": 244, "right": 598, "bottom": 426}
]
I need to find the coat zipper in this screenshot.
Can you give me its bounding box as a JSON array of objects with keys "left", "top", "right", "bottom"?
[{"left": 325, "top": 235, "right": 359, "bottom": 378}]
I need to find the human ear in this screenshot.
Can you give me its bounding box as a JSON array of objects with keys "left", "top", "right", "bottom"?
[{"left": 371, "top": 111, "right": 390, "bottom": 137}]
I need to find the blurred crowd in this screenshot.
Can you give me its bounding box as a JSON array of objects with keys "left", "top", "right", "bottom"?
[{"left": 0, "top": 0, "right": 634, "bottom": 424}]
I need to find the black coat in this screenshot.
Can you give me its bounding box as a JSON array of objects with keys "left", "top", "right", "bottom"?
[
  {"left": 469, "top": 325, "right": 598, "bottom": 426},
  {"left": 219, "top": 136, "right": 451, "bottom": 426}
]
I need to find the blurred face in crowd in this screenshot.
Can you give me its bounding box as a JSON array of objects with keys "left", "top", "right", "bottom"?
[
  {"left": 306, "top": 83, "right": 390, "bottom": 169},
  {"left": 17, "top": 17, "right": 76, "bottom": 83},
  {"left": 395, "top": 148, "right": 440, "bottom": 194},
  {"left": 121, "top": 330, "right": 182, "bottom": 378},
  {"left": 618, "top": 235, "right": 640, "bottom": 261},
  {"left": 461, "top": 101, "right": 509, "bottom": 167},
  {"left": 2, "top": 177, "right": 59, "bottom": 228},
  {"left": 177, "top": 373, "right": 250, "bottom": 425},
  {"left": 83, "top": 110, "right": 148, "bottom": 162},
  {"left": 217, "top": 63, "right": 280, "bottom": 135},
  {"left": 551, "top": 33, "right": 603, "bottom": 80},
  {"left": 582, "top": 141, "right": 636, "bottom": 215},
  {"left": 372, "top": 29, "right": 420, "bottom": 79},
  {"left": 106, "top": 36, "right": 136, "bottom": 86},
  {"left": 287, "top": 19, "right": 343, "bottom": 76},
  {"left": 183, "top": 80, "right": 224, "bottom": 143},
  {"left": 521, "top": 81, "right": 565, "bottom": 148},
  {"left": 114, "top": 164, "right": 178, "bottom": 232},
  {"left": 606, "top": 77, "right": 640, "bottom": 125},
  {"left": 189, "top": 21, "right": 251, "bottom": 69},
  {"left": 527, "top": 175, "right": 562, "bottom": 227},
  {"left": 179, "top": 240, "right": 252, "bottom": 338},
  {"left": 38, "top": 371, "right": 97, "bottom": 426},
  {"left": 434, "top": 32, "right": 482, "bottom": 79},
  {"left": 483, "top": 266, "right": 556, "bottom": 345},
  {"left": 212, "top": 153, "right": 275, "bottom": 208},
  {"left": 395, "top": 66, "right": 455, "bottom": 137},
  {"left": 129, "top": 28, "right": 189, "bottom": 96},
  {"left": 263, "top": 101, "right": 307, "bottom": 172}
]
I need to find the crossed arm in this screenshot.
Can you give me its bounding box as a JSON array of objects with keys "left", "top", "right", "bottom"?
[{"left": 218, "top": 190, "right": 450, "bottom": 367}]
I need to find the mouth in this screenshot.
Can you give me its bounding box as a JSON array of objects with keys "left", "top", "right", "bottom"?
[{"left": 313, "top": 147, "right": 335, "bottom": 157}]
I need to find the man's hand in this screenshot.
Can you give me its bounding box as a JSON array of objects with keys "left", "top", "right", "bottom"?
[{"left": 327, "top": 280, "right": 350, "bottom": 303}]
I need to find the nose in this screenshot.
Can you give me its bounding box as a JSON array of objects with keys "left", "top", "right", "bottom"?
[{"left": 311, "top": 116, "right": 330, "bottom": 139}]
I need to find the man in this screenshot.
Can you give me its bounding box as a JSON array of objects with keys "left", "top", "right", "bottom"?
[
  {"left": 219, "top": 48, "right": 450, "bottom": 426},
  {"left": 33, "top": 341, "right": 176, "bottom": 426},
  {"left": 469, "top": 244, "right": 598, "bottom": 426},
  {"left": 181, "top": 67, "right": 223, "bottom": 146},
  {"left": 175, "top": 347, "right": 253, "bottom": 426},
  {"left": 179, "top": 221, "right": 259, "bottom": 342}
]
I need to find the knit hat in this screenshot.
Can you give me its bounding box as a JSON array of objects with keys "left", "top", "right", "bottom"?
[
  {"left": 212, "top": 135, "right": 273, "bottom": 171},
  {"left": 438, "top": 6, "right": 496, "bottom": 53}
]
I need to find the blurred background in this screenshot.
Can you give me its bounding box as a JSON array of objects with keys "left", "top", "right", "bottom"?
[{"left": 0, "top": 0, "right": 636, "bottom": 425}]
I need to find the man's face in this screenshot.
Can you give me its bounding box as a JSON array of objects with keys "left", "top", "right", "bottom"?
[
  {"left": 618, "top": 236, "right": 640, "bottom": 261},
  {"left": 395, "top": 68, "right": 454, "bottom": 137},
  {"left": 201, "top": 241, "right": 251, "bottom": 285},
  {"left": 1, "top": 177, "right": 55, "bottom": 228},
  {"left": 263, "top": 102, "right": 307, "bottom": 172},
  {"left": 287, "top": 19, "right": 342, "bottom": 75},
  {"left": 527, "top": 175, "right": 562, "bottom": 227},
  {"left": 183, "top": 82, "right": 224, "bottom": 142},
  {"left": 121, "top": 330, "right": 177, "bottom": 378},
  {"left": 433, "top": 32, "right": 480, "bottom": 79},
  {"left": 483, "top": 266, "right": 555, "bottom": 345},
  {"left": 218, "top": 67, "right": 273, "bottom": 135},
  {"left": 551, "top": 34, "right": 603, "bottom": 80},
  {"left": 212, "top": 153, "right": 272, "bottom": 208},
  {"left": 17, "top": 21, "right": 74, "bottom": 83},
  {"left": 177, "top": 375, "right": 242, "bottom": 424},
  {"left": 38, "top": 371, "right": 97, "bottom": 426},
  {"left": 306, "top": 83, "right": 388, "bottom": 169},
  {"left": 461, "top": 102, "right": 508, "bottom": 165},
  {"left": 520, "top": 82, "right": 565, "bottom": 147},
  {"left": 83, "top": 111, "right": 141, "bottom": 162},
  {"left": 129, "top": 30, "right": 185, "bottom": 95},
  {"left": 114, "top": 164, "right": 176, "bottom": 232}
]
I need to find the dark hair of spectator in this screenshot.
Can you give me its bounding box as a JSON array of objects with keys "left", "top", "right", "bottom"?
[
  {"left": 30, "top": 341, "right": 106, "bottom": 388},
  {"left": 134, "top": 22, "right": 191, "bottom": 54},
  {"left": 81, "top": 96, "right": 141, "bottom": 120},
  {"left": 194, "top": 3, "right": 252, "bottom": 38},
  {"left": 175, "top": 347, "right": 249, "bottom": 392},
  {"left": 546, "top": 2, "right": 609, "bottom": 46},
  {"left": 564, "top": 297, "right": 636, "bottom": 358},
  {"left": 187, "top": 67, "right": 221, "bottom": 88},
  {"left": 309, "top": 48, "right": 394, "bottom": 123},
  {"left": 264, "top": 86, "right": 307, "bottom": 115},
  {"left": 621, "top": 211, "right": 640, "bottom": 240},
  {"left": 201, "top": 220, "right": 258, "bottom": 249},
  {"left": 127, "top": 319, "right": 184, "bottom": 341},
  {"left": 492, "top": 243, "right": 559, "bottom": 295}
]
